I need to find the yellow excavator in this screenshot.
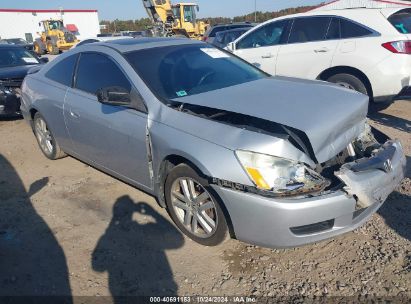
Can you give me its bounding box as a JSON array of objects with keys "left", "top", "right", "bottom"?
[
  {"left": 33, "top": 19, "right": 79, "bottom": 55},
  {"left": 142, "top": 0, "right": 208, "bottom": 39}
]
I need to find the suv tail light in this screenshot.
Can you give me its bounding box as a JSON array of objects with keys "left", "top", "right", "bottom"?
[{"left": 382, "top": 40, "right": 411, "bottom": 54}]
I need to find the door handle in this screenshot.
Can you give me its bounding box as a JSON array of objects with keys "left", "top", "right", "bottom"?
[
  {"left": 261, "top": 53, "right": 274, "bottom": 59},
  {"left": 314, "top": 47, "right": 330, "bottom": 53},
  {"left": 70, "top": 110, "right": 80, "bottom": 119}
]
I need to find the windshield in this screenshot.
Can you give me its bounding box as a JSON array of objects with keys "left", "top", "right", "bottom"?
[
  {"left": 125, "top": 44, "right": 266, "bottom": 100},
  {"left": 388, "top": 9, "right": 411, "bottom": 34},
  {"left": 48, "top": 20, "right": 63, "bottom": 30},
  {"left": 0, "top": 48, "right": 39, "bottom": 67},
  {"left": 183, "top": 5, "right": 196, "bottom": 23}
]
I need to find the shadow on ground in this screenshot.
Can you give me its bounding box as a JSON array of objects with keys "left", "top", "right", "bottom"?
[
  {"left": 0, "top": 154, "right": 72, "bottom": 300},
  {"left": 368, "top": 101, "right": 410, "bottom": 133},
  {"left": 378, "top": 190, "right": 411, "bottom": 242},
  {"left": 92, "top": 196, "right": 184, "bottom": 302}
]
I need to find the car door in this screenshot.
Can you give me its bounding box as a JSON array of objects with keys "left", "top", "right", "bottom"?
[
  {"left": 276, "top": 16, "right": 339, "bottom": 79},
  {"left": 64, "top": 51, "right": 152, "bottom": 189},
  {"left": 232, "top": 19, "right": 291, "bottom": 74}
]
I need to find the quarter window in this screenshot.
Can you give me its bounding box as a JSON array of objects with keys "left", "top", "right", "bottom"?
[
  {"left": 340, "top": 19, "right": 372, "bottom": 38},
  {"left": 288, "top": 17, "right": 331, "bottom": 43},
  {"left": 237, "top": 20, "right": 289, "bottom": 49},
  {"left": 45, "top": 54, "right": 78, "bottom": 87},
  {"left": 75, "top": 53, "right": 131, "bottom": 96}
]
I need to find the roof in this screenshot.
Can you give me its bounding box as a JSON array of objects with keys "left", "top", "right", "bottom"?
[
  {"left": 312, "top": 0, "right": 411, "bottom": 11},
  {"left": 94, "top": 37, "right": 201, "bottom": 53},
  {"left": 0, "top": 8, "right": 98, "bottom": 13}
]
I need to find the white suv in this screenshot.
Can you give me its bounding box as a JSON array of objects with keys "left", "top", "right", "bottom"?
[{"left": 228, "top": 7, "right": 411, "bottom": 101}]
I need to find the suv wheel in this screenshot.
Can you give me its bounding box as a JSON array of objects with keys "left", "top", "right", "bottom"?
[
  {"left": 165, "top": 164, "right": 228, "bottom": 246},
  {"left": 327, "top": 73, "right": 369, "bottom": 96},
  {"left": 33, "top": 113, "right": 66, "bottom": 160}
]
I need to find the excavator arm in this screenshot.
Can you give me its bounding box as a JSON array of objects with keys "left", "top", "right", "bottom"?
[{"left": 142, "top": 0, "right": 173, "bottom": 24}]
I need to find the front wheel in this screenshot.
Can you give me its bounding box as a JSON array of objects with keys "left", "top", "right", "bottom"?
[
  {"left": 33, "top": 42, "right": 45, "bottom": 55},
  {"left": 33, "top": 113, "right": 66, "bottom": 160},
  {"left": 165, "top": 164, "right": 228, "bottom": 246}
]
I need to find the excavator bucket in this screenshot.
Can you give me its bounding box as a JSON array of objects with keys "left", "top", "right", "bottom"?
[{"left": 142, "top": 0, "right": 173, "bottom": 24}]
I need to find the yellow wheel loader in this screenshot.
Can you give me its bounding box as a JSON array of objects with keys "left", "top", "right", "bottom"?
[
  {"left": 142, "top": 0, "right": 208, "bottom": 39},
  {"left": 33, "top": 20, "right": 79, "bottom": 55}
]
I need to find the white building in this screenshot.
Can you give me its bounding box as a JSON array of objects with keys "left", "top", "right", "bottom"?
[
  {"left": 0, "top": 8, "right": 100, "bottom": 42},
  {"left": 313, "top": 0, "right": 411, "bottom": 11}
]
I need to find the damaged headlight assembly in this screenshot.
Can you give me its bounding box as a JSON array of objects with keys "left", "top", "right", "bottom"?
[{"left": 236, "top": 150, "right": 330, "bottom": 196}]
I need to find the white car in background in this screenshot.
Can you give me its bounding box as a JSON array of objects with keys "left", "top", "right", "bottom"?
[{"left": 228, "top": 7, "right": 411, "bottom": 101}]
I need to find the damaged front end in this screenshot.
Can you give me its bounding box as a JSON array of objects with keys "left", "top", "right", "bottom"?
[
  {"left": 320, "top": 123, "right": 406, "bottom": 208},
  {"left": 0, "top": 79, "right": 22, "bottom": 117}
]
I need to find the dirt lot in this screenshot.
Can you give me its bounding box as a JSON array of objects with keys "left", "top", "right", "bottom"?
[{"left": 0, "top": 100, "right": 410, "bottom": 301}]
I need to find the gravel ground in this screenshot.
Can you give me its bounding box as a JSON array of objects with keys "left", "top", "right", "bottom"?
[{"left": 0, "top": 99, "right": 409, "bottom": 301}]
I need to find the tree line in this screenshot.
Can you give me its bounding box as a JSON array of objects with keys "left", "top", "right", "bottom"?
[{"left": 100, "top": 5, "right": 318, "bottom": 32}]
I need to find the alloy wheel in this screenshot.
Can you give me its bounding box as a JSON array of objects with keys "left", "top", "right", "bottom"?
[
  {"left": 171, "top": 177, "right": 218, "bottom": 238},
  {"left": 34, "top": 117, "right": 54, "bottom": 155}
]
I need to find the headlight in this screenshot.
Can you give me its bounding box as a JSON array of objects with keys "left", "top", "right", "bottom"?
[{"left": 236, "top": 150, "right": 329, "bottom": 195}]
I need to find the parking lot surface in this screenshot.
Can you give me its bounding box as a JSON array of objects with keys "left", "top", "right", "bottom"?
[{"left": 0, "top": 100, "right": 410, "bottom": 299}]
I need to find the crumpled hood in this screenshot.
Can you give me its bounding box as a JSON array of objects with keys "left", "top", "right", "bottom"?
[{"left": 174, "top": 77, "right": 369, "bottom": 163}]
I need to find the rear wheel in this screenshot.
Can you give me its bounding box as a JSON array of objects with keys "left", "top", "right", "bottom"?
[
  {"left": 165, "top": 164, "right": 228, "bottom": 246},
  {"left": 33, "top": 113, "right": 66, "bottom": 160},
  {"left": 327, "top": 73, "right": 369, "bottom": 96}
]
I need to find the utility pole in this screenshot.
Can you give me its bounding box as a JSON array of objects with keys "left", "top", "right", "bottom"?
[{"left": 254, "top": 0, "right": 257, "bottom": 22}]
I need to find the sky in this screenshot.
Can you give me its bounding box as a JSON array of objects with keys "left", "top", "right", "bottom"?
[{"left": 0, "top": 0, "right": 326, "bottom": 20}]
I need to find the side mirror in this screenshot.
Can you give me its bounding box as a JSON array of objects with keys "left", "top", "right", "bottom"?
[
  {"left": 226, "top": 42, "right": 236, "bottom": 52},
  {"left": 97, "top": 86, "right": 131, "bottom": 106},
  {"left": 39, "top": 57, "right": 49, "bottom": 64}
]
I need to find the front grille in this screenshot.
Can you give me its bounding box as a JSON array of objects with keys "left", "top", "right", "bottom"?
[{"left": 0, "top": 78, "right": 23, "bottom": 88}]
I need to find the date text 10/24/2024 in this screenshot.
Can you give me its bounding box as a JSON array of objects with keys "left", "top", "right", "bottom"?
[{"left": 150, "top": 296, "right": 257, "bottom": 303}]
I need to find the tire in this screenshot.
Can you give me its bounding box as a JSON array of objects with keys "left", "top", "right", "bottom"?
[
  {"left": 327, "top": 73, "right": 369, "bottom": 96},
  {"left": 165, "top": 164, "right": 228, "bottom": 246},
  {"left": 33, "top": 113, "right": 66, "bottom": 160},
  {"left": 33, "top": 42, "right": 45, "bottom": 55},
  {"left": 47, "top": 42, "right": 59, "bottom": 55}
]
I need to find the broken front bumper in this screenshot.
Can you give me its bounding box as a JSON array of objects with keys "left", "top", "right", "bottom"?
[
  {"left": 336, "top": 140, "right": 406, "bottom": 208},
  {"left": 212, "top": 140, "right": 406, "bottom": 248},
  {"left": 0, "top": 88, "right": 21, "bottom": 117}
]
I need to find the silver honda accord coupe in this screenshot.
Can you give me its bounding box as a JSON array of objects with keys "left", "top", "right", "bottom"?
[{"left": 21, "top": 38, "right": 406, "bottom": 248}]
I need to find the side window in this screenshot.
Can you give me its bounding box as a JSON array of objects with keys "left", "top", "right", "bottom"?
[
  {"left": 210, "top": 27, "right": 226, "bottom": 37},
  {"left": 340, "top": 19, "right": 373, "bottom": 38},
  {"left": 326, "top": 18, "right": 340, "bottom": 40},
  {"left": 215, "top": 32, "right": 224, "bottom": 44},
  {"left": 75, "top": 53, "right": 131, "bottom": 96},
  {"left": 45, "top": 54, "right": 78, "bottom": 87},
  {"left": 237, "top": 20, "right": 289, "bottom": 49},
  {"left": 288, "top": 17, "right": 331, "bottom": 43}
]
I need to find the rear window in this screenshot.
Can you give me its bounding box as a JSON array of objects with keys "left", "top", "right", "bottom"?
[
  {"left": 125, "top": 44, "right": 266, "bottom": 100},
  {"left": 388, "top": 9, "right": 411, "bottom": 34}
]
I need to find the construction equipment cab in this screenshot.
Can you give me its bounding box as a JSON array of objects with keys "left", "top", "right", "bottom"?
[
  {"left": 143, "top": 0, "right": 208, "bottom": 39},
  {"left": 34, "top": 19, "right": 78, "bottom": 55}
]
